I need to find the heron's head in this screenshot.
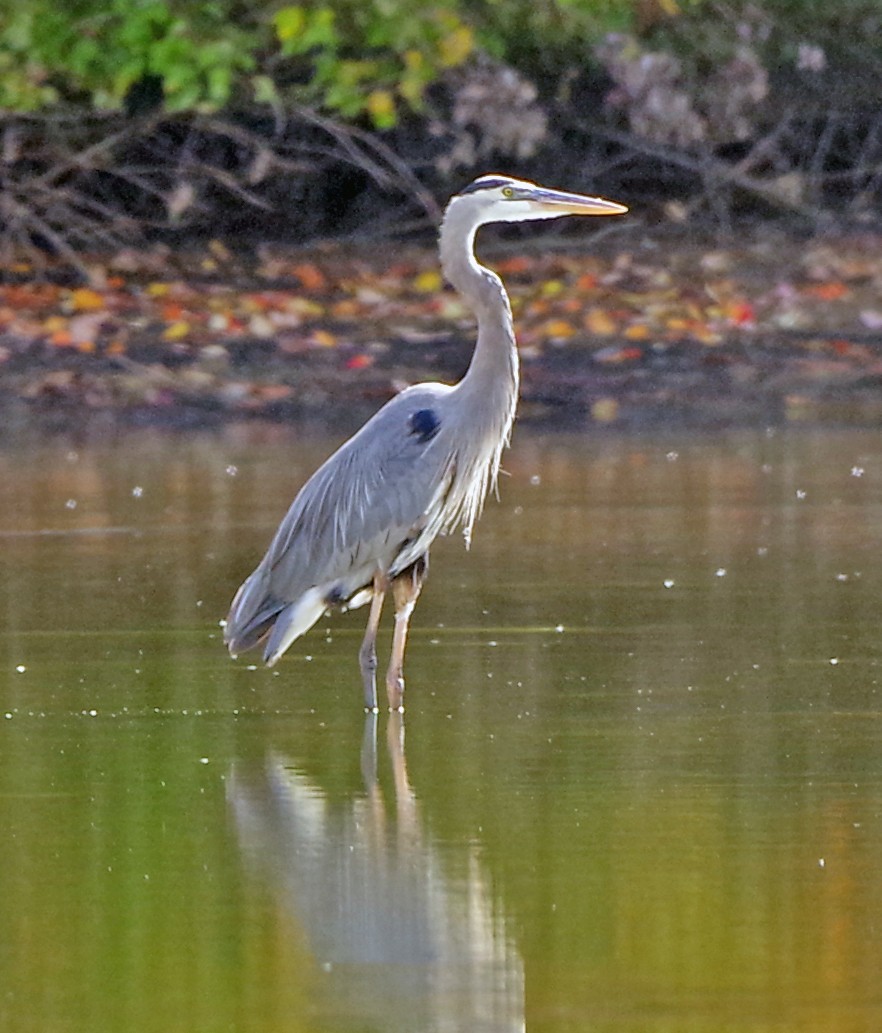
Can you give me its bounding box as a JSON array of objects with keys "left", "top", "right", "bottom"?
[{"left": 452, "top": 175, "right": 628, "bottom": 226}]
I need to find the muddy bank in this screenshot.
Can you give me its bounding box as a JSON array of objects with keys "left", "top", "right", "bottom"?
[{"left": 3, "top": 231, "right": 882, "bottom": 433}]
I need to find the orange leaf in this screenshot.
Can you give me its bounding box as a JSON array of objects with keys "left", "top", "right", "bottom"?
[
  {"left": 805, "top": 281, "right": 849, "bottom": 301},
  {"left": 724, "top": 299, "right": 755, "bottom": 326},
  {"left": 584, "top": 307, "right": 617, "bottom": 336},
  {"left": 311, "top": 329, "right": 337, "bottom": 348},
  {"left": 331, "top": 299, "right": 360, "bottom": 318},
  {"left": 496, "top": 256, "right": 532, "bottom": 275},
  {"left": 50, "top": 330, "right": 74, "bottom": 347},
  {"left": 43, "top": 315, "right": 67, "bottom": 333},
  {"left": 293, "top": 263, "right": 327, "bottom": 292},
  {"left": 624, "top": 323, "right": 651, "bottom": 340},
  {"left": 543, "top": 319, "right": 576, "bottom": 338},
  {"left": 161, "top": 302, "right": 185, "bottom": 321},
  {"left": 575, "top": 272, "right": 599, "bottom": 291},
  {"left": 70, "top": 287, "right": 105, "bottom": 312}
]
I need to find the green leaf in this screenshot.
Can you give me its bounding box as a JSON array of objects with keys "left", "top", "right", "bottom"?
[{"left": 272, "top": 6, "right": 306, "bottom": 44}]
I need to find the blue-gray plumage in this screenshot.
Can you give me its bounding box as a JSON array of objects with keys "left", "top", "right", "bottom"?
[{"left": 224, "top": 174, "right": 628, "bottom": 711}]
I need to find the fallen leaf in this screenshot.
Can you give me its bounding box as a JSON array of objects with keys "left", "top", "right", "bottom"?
[
  {"left": 311, "top": 329, "right": 337, "bottom": 348},
  {"left": 496, "top": 256, "right": 533, "bottom": 275},
  {"left": 723, "top": 300, "right": 756, "bottom": 326},
  {"left": 543, "top": 319, "right": 577, "bottom": 339},
  {"left": 540, "top": 280, "right": 565, "bottom": 298},
  {"left": 163, "top": 320, "right": 191, "bottom": 341},
  {"left": 413, "top": 269, "right": 442, "bottom": 293},
  {"left": 70, "top": 287, "right": 105, "bottom": 312},
  {"left": 804, "top": 282, "right": 849, "bottom": 301},
  {"left": 346, "top": 354, "right": 373, "bottom": 370},
  {"left": 584, "top": 307, "right": 618, "bottom": 336},
  {"left": 293, "top": 263, "right": 327, "bottom": 292},
  {"left": 624, "top": 323, "right": 651, "bottom": 340}
]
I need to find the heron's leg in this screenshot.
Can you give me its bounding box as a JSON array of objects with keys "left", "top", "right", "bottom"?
[
  {"left": 359, "top": 572, "right": 388, "bottom": 712},
  {"left": 386, "top": 556, "right": 427, "bottom": 712}
]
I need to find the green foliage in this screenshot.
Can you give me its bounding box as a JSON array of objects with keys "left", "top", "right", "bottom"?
[
  {"left": 271, "top": 4, "right": 477, "bottom": 127},
  {"left": 16, "top": 0, "right": 871, "bottom": 129},
  {"left": 0, "top": 0, "right": 638, "bottom": 124},
  {"left": 0, "top": 1, "right": 255, "bottom": 112}
]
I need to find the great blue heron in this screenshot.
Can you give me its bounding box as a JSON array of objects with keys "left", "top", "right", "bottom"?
[{"left": 224, "top": 174, "right": 628, "bottom": 711}]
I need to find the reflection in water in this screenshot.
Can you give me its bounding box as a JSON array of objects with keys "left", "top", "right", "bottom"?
[
  {"left": 228, "top": 714, "right": 525, "bottom": 1033},
  {"left": 4, "top": 426, "right": 882, "bottom": 1031}
]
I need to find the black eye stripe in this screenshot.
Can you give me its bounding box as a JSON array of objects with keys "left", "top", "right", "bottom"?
[{"left": 458, "top": 177, "right": 513, "bottom": 196}]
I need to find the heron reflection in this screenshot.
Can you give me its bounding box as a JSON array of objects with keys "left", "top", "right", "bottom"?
[{"left": 227, "top": 715, "right": 524, "bottom": 1033}]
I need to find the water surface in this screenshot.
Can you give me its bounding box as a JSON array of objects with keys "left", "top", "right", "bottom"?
[{"left": 2, "top": 424, "right": 882, "bottom": 1032}]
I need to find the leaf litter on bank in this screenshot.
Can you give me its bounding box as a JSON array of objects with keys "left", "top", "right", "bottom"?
[{"left": 3, "top": 234, "right": 882, "bottom": 427}]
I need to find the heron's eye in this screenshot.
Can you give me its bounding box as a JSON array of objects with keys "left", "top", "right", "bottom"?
[{"left": 502, "top": 186, "right": 514, "bottom": 198}]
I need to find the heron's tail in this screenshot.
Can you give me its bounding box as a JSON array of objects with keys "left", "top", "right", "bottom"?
[
  {"left": 224, "top": 567, "right": 284, "bottom": 656},
  {"left": 224, "top": 568, "right": 328, "bottom": 666}
]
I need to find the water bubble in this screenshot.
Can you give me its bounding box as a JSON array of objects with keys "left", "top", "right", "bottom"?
[
  {"left": 796, "top": 489, "right": 806, "bottom": 499},
  {"left": 15, "top": 665, "right": 26, "bottom": 673},
  {"left": 529, "top": 474, "right": 541, "bottom": 486},
  {"left": 666, "top": 451, "right": 679, "bottom": 462},
  {"left": 225, "top": 465, "right": 238, "bottom": 477},
  {"left": 131, "top": 485, "right": 144, "bottom": 498},
  {"left": 851, "top": 466, "right": 865, "bottom": 477},
  {"left": 65, "top": 498, "right": 77, "bottom": 510},
  {"left": 715, "top": 567, "right": 727, "bottom": 577},
  {"left": 663, "top": 578, "right": 675, "bottom": 589}
]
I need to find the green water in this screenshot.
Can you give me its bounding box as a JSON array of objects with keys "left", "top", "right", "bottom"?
[{"left": 2, "top": 424, "right": 882, "bottom": 1032}]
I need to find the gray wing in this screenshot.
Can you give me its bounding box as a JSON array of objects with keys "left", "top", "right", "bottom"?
[{"left": 225, "top": 384, "right": 455, "bottom": 656}]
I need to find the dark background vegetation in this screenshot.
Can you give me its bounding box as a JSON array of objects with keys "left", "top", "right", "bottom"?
[
  {"left": 4, "top": 0, "right": 882, "bottom": 431},
  {"left": 3, "top": 0, "right": 882, "bottom": 263}
]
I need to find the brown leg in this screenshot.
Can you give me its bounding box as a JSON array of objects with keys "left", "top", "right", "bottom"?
[
  {"left": 385, "top": 556, "right": 427, "bottom": 712},
  {"left": 359, "top": 572, "right": 388, "bottom": 712}
]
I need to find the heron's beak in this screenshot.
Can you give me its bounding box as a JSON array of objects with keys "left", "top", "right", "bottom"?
[{"left": 530, "top": 187, "right": 628, "bottom": 216}]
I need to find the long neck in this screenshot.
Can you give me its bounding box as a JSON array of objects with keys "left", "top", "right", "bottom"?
[{"left": 439, "top": 203, "right": 519, "bottom": 413}]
